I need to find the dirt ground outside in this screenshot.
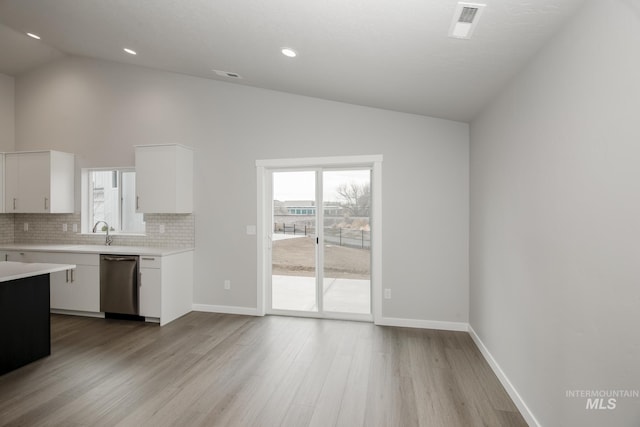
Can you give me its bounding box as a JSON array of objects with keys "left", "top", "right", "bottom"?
[{"left": 272, "top": 236, "right": 370, "bottom": 280}]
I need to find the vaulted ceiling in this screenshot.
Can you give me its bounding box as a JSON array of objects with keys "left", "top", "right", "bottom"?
[{"left": 0, "top": 0, "right": 585, "bottom": 121}]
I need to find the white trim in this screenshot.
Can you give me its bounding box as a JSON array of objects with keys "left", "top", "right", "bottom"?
[
  {"left": 316, "top": 169, "right": 324, "bottom": 314},
  {"left": 371, "top": 161, "right": 382, "bottom": 322},
  {"left": 50, "top": 309, "right": 105, "bottom": 318},
  {"left": 256, "top": 155, "right": 383, "bottom": 168},
  {"left": 256, "top": 166, "right": 267, "bottom": 316},
  {"left": 376, "top": 316, "right": 469, "bottom": 332},
  {"left": 192, "top": 304, "right": 262, "bottom": 316},
  {"left": 269, "top": 309, "right": 373, "bottom": 323},
  {"left": 468, "top": 326, "right": 540, "bottom": 427}
]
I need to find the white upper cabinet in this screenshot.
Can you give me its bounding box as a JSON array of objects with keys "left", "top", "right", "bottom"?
[
  {"left": 4, "top": 151, "right": 75, "bottom": 213},
  {"left": 135, "top": 144, "right": 193, "bottom": 213}
]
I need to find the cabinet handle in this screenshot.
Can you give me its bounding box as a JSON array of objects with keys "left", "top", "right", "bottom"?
[
  {"left": 136, "top": 196, "right": 140, "bottom": 210},
  {"left": 4, "top": 254, "right": 7, "bottom": 261},
  {"left": 66, "top": 269, "right": 69, "bottom": 283},
  {"left": 44, "top": 197, "right": 49, "bottom": 210},
  {"left": 12, "top": 198, "right": 16, "bottom": 210},
  {"left": 70, "top": 269, "right": 74, "bottom": 283},
  {"left": 141, "top": 257, "right": 155, "bottom": 261}
]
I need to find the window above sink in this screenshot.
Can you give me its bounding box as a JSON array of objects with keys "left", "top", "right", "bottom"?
[{"left": 81, "top": 168, "right": 145, "bottom": 235}]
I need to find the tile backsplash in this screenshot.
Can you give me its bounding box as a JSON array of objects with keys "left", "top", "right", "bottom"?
[
  {"left": 3, "top": 213, "right": 194, "bottom": 247},
  {"left": 0, "top": 215, "right": 14, "bottom": 244}
]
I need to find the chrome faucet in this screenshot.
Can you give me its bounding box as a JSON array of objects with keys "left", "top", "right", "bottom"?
[{"left": 92, "top": 221, "right": 113, "bottom": 246}]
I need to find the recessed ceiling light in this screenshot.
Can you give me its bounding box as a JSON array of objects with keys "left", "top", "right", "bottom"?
[
  {"left": 26, "top": 32, "right": 41, "bottom": 40},
  {"left": 123, "top": 48, "right": 137, "bottom": 55},
  {"left": 281, "top": 48, "right": 297, "bottom": 58}
]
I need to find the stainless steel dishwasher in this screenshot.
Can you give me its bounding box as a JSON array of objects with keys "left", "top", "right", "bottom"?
[{"left": 100, "top": 254, "right": 140, "bottom": 317}]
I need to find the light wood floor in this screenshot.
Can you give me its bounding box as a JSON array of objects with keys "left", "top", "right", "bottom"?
[{"left": 0, "top": 313, "right": 527, "bottom": 427}]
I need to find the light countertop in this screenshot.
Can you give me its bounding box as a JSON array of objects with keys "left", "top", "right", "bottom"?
[
  {"left": 0, "top": 261, "right": 76, "bottom": 283},
  {"left": 0, "top": 244, "right": 193, "bottom": 257}
]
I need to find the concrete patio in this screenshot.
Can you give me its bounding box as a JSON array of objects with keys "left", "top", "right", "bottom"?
[{"left": 272, "top": 274, "right": 370, "bottom": 314}]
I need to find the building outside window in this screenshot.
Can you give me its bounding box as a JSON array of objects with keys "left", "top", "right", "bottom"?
[{"left": 86, "top": 169, "right": 145, "bottom": 233}]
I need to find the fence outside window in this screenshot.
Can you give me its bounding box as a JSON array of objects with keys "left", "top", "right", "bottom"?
[{"left": 273, "top": 223, "right": 371, "bottom": 249}]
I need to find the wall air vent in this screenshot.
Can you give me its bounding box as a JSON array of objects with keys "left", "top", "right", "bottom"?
[{"left": 448, "top": 2, "right": 486, "bottom": 39}]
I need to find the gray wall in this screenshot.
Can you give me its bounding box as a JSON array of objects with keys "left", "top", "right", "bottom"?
[
  {"left": 470, "top": 1, "right": 640, "bottom": 425},
  {"left": 0, "top": 73, "right": 14, "bottom": 151},
  {"left": 14, "top": 56, "right": 469, "bottom": 322}
]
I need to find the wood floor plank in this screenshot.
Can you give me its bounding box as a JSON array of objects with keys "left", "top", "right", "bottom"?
[
  {"left": 201, "top": 319, "right": 312, "bottom": 426},
  {"left": 307, "top": 353, "right": 352, "bottom": 427},
  {"left": 334, "top": 335, "right": 372, "bottom": 427},
  {"left": 0, "top": 313, "right": 527, "bottom": 427},
  {"left": 245, "top": 358, "right": 312, "bottom": 427},
  {"left": 281, "top": 403, "right": 314, "bottom": 427}
]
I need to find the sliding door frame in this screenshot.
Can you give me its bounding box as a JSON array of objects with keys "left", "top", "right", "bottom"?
[{"left": 256, "top": 155, "right": 383, "bottom": 323}]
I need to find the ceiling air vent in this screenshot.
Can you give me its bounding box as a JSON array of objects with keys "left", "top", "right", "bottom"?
[
  {"left": 213, "top": 69, "right": 243, "bottom": 79},
  {"left": 448, "top": 2, "right": 486, "bottom": 39}
]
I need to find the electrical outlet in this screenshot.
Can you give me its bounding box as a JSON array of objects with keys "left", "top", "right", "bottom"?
[
  {"left": 384, "top": 288, "right": 391, "bottom": 299},
  {"left": 72, "top": 224, "right": 78, "bottom": 232},
  {"left": 23, "top": 223, "right": 28, "bottom": 232},
  {"left": 159, "top": 224, "right": 165, "bottom": 234},
  {"left": 62, "top": 224, "right": 68, "bottom": 232},
  {"left": 224, "top": 280, "right": 231, "bottom": 290}
]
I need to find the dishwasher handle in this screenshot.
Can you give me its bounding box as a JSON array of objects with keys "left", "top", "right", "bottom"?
[{"left": 102, "top": 255, "right": 137, "bottom": 262}]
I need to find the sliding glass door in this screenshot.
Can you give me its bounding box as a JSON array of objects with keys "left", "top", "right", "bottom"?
[
  {"left": 271, "top": 171, "right": 318, "bottom": 312},
  {"left": 269, "top": 168, "right": 371, "bottom": 320},
  {"left": 321, "top": 170, "right": 371, "bottom": 314}
]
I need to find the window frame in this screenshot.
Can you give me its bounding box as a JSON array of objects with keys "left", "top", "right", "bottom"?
[{"left": 81, "top": 167, "right": 146, "bottom": 235}]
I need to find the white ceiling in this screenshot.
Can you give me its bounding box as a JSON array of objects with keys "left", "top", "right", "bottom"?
[{"left": 0, "top": 0, "right": 585, "bottom": 122}]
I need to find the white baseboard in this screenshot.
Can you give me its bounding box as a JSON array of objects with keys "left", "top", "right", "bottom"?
[
  {"left": 376, "top": 316, "right": 469, "bottom": 331},
  {"left": 468, "top": 326, "right": 539, "bottom": 427},
  {"left": 50, "top": 309, "right": 105, "bottom": 318},
  {"left": 192, "top": 304, "right": 261, "bottom": 316}
]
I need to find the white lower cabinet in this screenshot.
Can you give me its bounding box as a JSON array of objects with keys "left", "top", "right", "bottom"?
[
  {"left": 4, "top": 251, "right": 29, "bottom": 262},
  {"left": 49, "top": 265, "right": 100, "bottom": 312},
  {"left": 138, "top": 252, "right": 194, "bottom": 325},
  {"left": 11, "top": 252, "right": 100, "bottom": 313},
  {"left": 1, "top": 248, "right": 193, "bottom": 326},
  {"left": 139, "top": 257, "right": 161, "bottom": 318}
]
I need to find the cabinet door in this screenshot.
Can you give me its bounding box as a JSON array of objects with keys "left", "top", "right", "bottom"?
[
  {"left": 136, "top": 146, "right": 176, "bottom": 213},
  {"left": 4, "top": 153, "right": 50, "bottom": 213},
  {"left": 48, "top": 151, "right": 75, "bottom": 213},
  {"left": 25, "top": 252, "right": 100, "bottom": 314},
  {"left": 4, "top": 155, "right": 19, "bottom": 213},
  {"left": 19, "top": 152, "right": 50, "bottom": 213},
  {"left": 5, "top": 251, "right": 29, "bottom": 262},
  {"left": 139, "top": 267, "right": 161, "bottom": 318},
  {"left": 50, "top": 265, "right": 100, "bottom": 312}
]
